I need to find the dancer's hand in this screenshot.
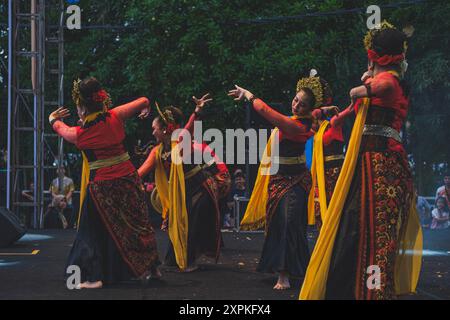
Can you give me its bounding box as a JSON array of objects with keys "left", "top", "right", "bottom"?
[
  {"left": 228, "top": 85, "right": 254, "bottom": 102},
  {"left": 361, "top": 70, "right": 373, "bottom": 83},
  {"left": 49, "top": 107, "right": 70, "bottom": 123},
  {"left": 161, "top": 219, "right": 168, "bottom": 232},
  {"left": 193, "top": 93, "right": 213, "bottom": 113},
  {"left": 320, "top": 106, "right": 340, "bottom": 117},
  {"left": 138, "top": 106, "right": 151, "bottom": 119}
]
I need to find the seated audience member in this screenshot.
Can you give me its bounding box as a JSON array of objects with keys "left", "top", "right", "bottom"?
[
  {"left": 416, "top": 188, "right": 432, "bottom": 228},
  {"left": 44, "top": 195, "right": 70, "bottom": 229},
  {"left": 224, "top": 170, "right": 247, "bottom": 228},
  {"left": 435, "top": 173, "right": 450, "bottom": 208},
  {"left": 430, "top": 196, "right": 450, "bottom": 230}
]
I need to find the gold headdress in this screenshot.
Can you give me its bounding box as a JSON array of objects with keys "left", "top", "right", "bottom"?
[
  {"left": 155, "top": 102, "right": 175, "bottom": 125},
  {"left": 296, "top": 70, "right": 325, "bottom": 109},
  {"left": 72, "top": 79, "right": 82, "bottom": 108},
  {"left": 364, "top": 20, "right": 407, "bottom": 53}
]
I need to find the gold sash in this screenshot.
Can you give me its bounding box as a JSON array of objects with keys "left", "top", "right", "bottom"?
[
  {"left": 308, "top": 120, "right": 329, "bottom": 225},
  {"left": 154, "top": 142, "right": 189, "bottom": 270}
]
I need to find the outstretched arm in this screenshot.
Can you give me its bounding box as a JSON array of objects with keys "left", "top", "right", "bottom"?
[
  {"left": 49, "top": 107, "right": 78, "bottom": 144},
  {"left": 138, "top": 146, "right": 158, "bottom": 178},
  {"left": 252, "top": 99, "right": 309, "bottom": 136},
  {"left": 330, "top": 103, "right": 355, "bottom": 128},
  {"left": 184, "top": 93, "right": 213, "bottom": 135},
  {"left": 112, "top": 97, "right": 150, "bottom": 122},
  {"left": 228, "top": 85, "right": 308, "bottom": 136}
]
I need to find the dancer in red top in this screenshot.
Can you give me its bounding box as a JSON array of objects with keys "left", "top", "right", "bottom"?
[
  {"left": 49, "top": 77, "right": 160, "bottom": 289},
  {"left": 138, "top": 95, "right": 230, "bottom": 272},
  {"left": 301, "top": 22, "right": 421, "bottom": 300},
  {"left": 228, "top": 74, "right": 329, "bottom": 290}
]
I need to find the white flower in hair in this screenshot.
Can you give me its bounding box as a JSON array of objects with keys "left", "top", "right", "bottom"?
[{"left": 310, "top": 69, "right": 318, "bottom": 78}]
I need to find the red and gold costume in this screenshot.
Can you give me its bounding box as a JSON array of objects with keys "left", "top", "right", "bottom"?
[
  {"left": 301, "top": 23, "right": 422, "bottom": 300},
  {"left": 139, "top": 108, "right": 230, "bottom": 270},
  {"left": 240, "top": 95, "right": 314, "bottom": 277},
  {"left": 53, "top": 97, "right": 160, "bottom": 283}
]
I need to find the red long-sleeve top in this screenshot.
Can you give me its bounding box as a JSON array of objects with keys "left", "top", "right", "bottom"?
[
  {"left": 52, "top": 97, "right": 150, "bottom": 181},
  {"left": 252, "top": 98, "right": 314, "bottom": 142}
]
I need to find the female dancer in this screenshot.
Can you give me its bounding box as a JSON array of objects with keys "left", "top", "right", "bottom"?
[
  {"left": 228, "top": 74, "right": 329, "bottom": 290},
  {"left": 300, "top": 22, "right": 422, "bottom": 300},
  {"left": 138, "top": 96, "right": 230, "bottom": 272},
  {"left": 49, "top": 77, "right": 160, "bottom": 289}
]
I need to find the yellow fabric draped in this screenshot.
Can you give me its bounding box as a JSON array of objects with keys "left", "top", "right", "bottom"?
[
  {"left": 394, "top": 197, "right": 423, "bottom": 295},
  {"left": 76, "top": 111, "right": 103, "bottom": 229},
  {"left": 240, "top": 129, "right": 278, "bottom": 231},
  {"left": 299, "top": 97, "right": 422, "bottom": 299},
  {"left": 307, "top": 120, "right": 329, "bottom": 225},
  {"left": 154, "top": 142, "right": 189, "bottom": 270},
  {"left": 299, "top": 98, "right": 370, "bottom": 300},
  {"left": 155, "top": 144, "right": 171, "bottom": 219}
]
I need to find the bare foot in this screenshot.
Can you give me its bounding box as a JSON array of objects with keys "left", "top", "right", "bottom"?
[
  {"left": 273, "top": 273, "right": 290, "bottom": 290},
  {"left": 76, "top": 281, "right": 103, "bottom": 289},
  {"left": 273, "top": 282, "right": 290, "bottom": 290},
  {"left": 181, "top": 265, "right": 199, "bottom": 273},
  {"left": 149, "top": 267, "right": 162, "bottom": 280}
]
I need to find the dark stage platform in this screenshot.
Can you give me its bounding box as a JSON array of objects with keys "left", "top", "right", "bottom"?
[{"left": 0, "top": 228, "right": 449, "bottom": 300}]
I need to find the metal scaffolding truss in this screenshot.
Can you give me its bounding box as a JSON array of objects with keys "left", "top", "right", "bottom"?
[{"left": 7, "top": 0, "right": 65, "bottom": 228}]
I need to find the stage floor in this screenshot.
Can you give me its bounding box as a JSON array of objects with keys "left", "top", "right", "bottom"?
[{"left": 0, "top": 228, "right": 449, "bottom": 300}]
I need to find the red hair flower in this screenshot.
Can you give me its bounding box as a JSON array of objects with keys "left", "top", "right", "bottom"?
[
  {"left": 92, "top": 89, "right": 108, "bottom": 102},
  {"left": 166, "top": 123, "right": 180, "bottom": 134}
]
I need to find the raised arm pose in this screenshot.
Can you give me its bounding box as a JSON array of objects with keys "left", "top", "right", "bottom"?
[
  {"left": 301, "top": 22, "right": 422, "bottom": 300},
  {"left": 228, "top": 74, "right": 329, "bottom": 290},
  {"left": 50, "top": 77, "right": 160, "bottom": 289},
  {"left": 138, "top": 94, "right": 230, "bottom": 273}
]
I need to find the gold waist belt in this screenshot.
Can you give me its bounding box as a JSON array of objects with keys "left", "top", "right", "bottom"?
[
  {"left": 362, "top": 125, "right": 402, "bottom": 143},
  {"left": 324, "top": 154, "right": 345, "bottom": 162},
  {"left": 88, "top": 153, "right": 130, "bottom": 170},
  {"left": 274, "top": 155, "right": 306, "bottom": 165},
  {"left": 184, "top": 159, "right": 216, "bottom": 179}
]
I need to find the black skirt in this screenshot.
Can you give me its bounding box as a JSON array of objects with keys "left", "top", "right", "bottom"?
[
  {"left": 165, "top": 182, "right": 221, "bottom": 267},
  {"left": 257, "top": 184, "right": 311, "bottom": 277},
  {"left": 65, "top": 191, "right": 133, "bottom": 284}
]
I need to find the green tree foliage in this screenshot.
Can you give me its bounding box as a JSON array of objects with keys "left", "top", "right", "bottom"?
[{"left": 1, "top": 0, "right": 449, "bottom": 194}]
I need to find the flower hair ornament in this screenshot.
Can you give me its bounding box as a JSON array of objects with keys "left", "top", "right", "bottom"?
[
  {"left": 296, "top": 69, "right": 329, "bottom": 109},
  {"left": 155, "top": 102, "right": 180, "bottom": 134},
  {"left": 71, "top": 78, "right": 112, "bottom": 111}
]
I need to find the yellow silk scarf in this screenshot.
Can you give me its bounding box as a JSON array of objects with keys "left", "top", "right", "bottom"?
[
  {"left": 76, "top": 111, "right": 103, "bottom": 229},
  {"left": 307, "top": 120, "right": 329, "bottom": 225},
  {"left": 240, "top": 129, "right": 278, "bottom": 231},
  {"left": 299, "top": 99, "right": 369, "bottom": 299},
  {"left": 154, "top": 142, "right": 189, "bottom": 270},
  {"left": 300, "top": 98, "right": 422, "bottom": 299}
]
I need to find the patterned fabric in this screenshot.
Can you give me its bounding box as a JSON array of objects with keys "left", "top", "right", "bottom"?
[
  {"left": 354, "top": 151, "right": 413, "bottom": 300},
  {"left": 89, "top": 172, "right": 159, "bottom": 278},
  {"left": 314, "top": 166, "right": 341, "bottom": 229},
  {"left": 201, "top": 174, "right": 223, "bottom": 262},
  {"left": 266, "top": 169, "right": 311, "bottom": 231}
]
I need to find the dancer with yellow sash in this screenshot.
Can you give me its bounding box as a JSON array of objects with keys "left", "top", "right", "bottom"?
[
  {"left": 300, "top": 22, "right": 422, "bottom": 300},
  {"left": 228, "top": 74, "right": 329, "bottom": 290},
  {"left": 49, "top": 77, "right": 160, "bottom": 289},
  {"left": 309, "top": 85, "right": 347, "bottom": 230},
  {"left": 138, "top": 95, "right": 229, "bottom": 272}
]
